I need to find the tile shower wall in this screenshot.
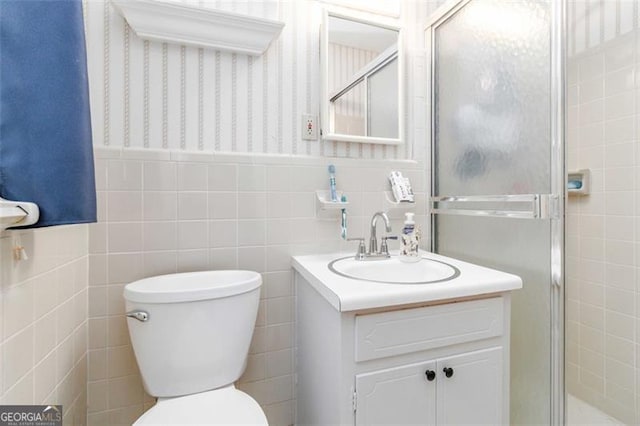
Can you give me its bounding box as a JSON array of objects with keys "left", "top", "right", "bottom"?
[
  {"left": 0, "top": 225, "right": 89, "bottom": 424},
  {"left": 86, "top": 146, "right": 426, "bottom": 425},
  {"left": 566, "top": 29, "right": 640, "bottom": 423}
]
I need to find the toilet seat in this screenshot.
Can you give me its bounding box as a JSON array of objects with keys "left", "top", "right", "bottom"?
[{"left": 134, "top": 386, "right": 268, "bottom": 425}]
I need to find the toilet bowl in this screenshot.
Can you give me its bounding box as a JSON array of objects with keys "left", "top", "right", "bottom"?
[
  {"left": 123, "top": 270, "right": 268, "bottom": 425},
  {"left": 134, "top": 386, "right": 266, "bottom": 425}
]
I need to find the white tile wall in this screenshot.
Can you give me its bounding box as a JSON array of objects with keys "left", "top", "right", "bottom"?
[
  {"left": 87, "top": 146, "right": 426, "bottom": 425},
  {"left": 566, "top": 29, "right": 640, "bottom": 424},
  {"left": 0, "top": 225, "right": 89, "bottom": 425}
]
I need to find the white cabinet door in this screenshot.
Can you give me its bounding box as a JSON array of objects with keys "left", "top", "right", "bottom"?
[
  {"left": 436, "top": 347, "right": 503, "bottom": 425},
  {"left": 355, "top": 361, "right": 437, "bottom": 426}
]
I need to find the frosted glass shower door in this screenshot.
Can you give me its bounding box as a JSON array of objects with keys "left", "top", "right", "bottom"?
[{"left": 427, "top": 0, "right": 564, "bottom": 425}]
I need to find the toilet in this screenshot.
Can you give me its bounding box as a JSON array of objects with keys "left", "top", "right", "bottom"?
[{"left": 123, "top": 270, "right": 268, "bottom": 425}]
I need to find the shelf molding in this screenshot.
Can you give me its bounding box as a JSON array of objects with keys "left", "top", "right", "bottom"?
[{"left": 111, "top": 0, "right": 285, "bottom": 55}]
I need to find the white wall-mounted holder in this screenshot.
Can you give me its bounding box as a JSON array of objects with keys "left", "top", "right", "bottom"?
[
  {"left": 0, "top": 197, "right": 39, "bottom": 232},
  {"left": 384, "top": 191, "right": 415, "bottom": 211},
  {"left": 568, "top": 169, "right": 590, "bottom": 196},
  {"left": 111, "top": 0, "right": 285, "bottom": 55},
  {"left": 316, "top": 190, "right": 349, "bottom": 212}
]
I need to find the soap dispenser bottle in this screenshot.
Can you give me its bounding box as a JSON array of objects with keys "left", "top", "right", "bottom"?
[{"left": 399, "top": 212, "right": 420, "bottom": 262}]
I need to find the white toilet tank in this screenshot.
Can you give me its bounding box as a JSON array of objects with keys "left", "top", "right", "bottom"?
[{"left": 123, "top": 270, "right": 261, "bottom": 398}]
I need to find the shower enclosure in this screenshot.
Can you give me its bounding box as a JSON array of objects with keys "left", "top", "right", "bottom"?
[
  {"left": 426, "top": 0, "right": 565, "bottom": 424},
  {"left": 429, "top": 0, "right": 640, "bottom": 423}
]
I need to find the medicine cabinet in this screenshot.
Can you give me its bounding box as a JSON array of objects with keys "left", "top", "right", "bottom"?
[{"left": 320, "top": 9, "right": 404, "bottom": 145}]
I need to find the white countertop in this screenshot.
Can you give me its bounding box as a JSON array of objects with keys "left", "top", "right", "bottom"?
[{"left": 291, "top": 251, "right": 523, "bottom": 312}]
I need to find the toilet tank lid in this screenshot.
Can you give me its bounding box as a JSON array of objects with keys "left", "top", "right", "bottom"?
[{"left": 124, "top": 270, "right": 261, "bottom": 304}]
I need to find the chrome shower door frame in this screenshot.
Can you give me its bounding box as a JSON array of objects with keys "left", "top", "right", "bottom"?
[{"left": 549, "top": 0, "right": 566, "bottom": 424}]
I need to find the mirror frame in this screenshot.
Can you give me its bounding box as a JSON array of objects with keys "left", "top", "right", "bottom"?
[{"left": 320, "top": 8, "right": 404, "bottom": 146}]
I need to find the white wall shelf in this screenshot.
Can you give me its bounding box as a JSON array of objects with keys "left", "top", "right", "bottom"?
[
  {"left": 316, "top": 190, "right": 349, "bottom": 211},
  {"left": 568, "top": 169, "right": 590, "bottom": 196},
  {"left": 111, "top": 0, "right": 285, "bottom": 55},
  {"left": 384, "top": 191, "right": 415, "bottom": 211}
]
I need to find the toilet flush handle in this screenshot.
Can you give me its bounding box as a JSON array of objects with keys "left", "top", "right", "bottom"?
[{"left": 126, "top": 310, "right": 149, "bottom": 322}]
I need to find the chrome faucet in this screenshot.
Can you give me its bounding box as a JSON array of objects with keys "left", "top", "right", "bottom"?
[
  {"left": 347, "top": 211, "right": 396, "bottom": 260},
  {"left": 369, "top": 211, "right": 391, "bottom": 254}
]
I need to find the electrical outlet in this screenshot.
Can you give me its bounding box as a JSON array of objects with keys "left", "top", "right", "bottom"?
[{"left": 302, "top": 114, "right": 317, "bottom": 140}]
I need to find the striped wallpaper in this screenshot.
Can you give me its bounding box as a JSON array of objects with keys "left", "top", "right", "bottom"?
[
  {"left": 569, "top": 0, "right": 639, "bottom": 57},
  {"left": 83, "top": 0, "right": 434, "bottom": 160}
]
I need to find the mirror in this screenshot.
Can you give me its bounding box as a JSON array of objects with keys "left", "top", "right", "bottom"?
[{"left": 321, "top": 11, "right": 403, "bottom": 145}]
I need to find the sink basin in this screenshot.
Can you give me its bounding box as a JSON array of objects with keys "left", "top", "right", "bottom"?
[{"left": 328, "top": 256, "right": 460, "bottom": 284}]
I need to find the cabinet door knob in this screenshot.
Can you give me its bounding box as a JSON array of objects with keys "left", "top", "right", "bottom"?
[
  {"left": 425, "top": 370, "right": 436, "bottom": 381},
  {"left": 443, "top": 367, "right": 454, "bottom": 378}
]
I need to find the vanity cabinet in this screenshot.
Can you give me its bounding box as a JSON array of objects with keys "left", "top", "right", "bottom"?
[
  {"left": 295, "top": 271, "right": 512, "bottom": 425},
  {"left": 355, "top": 347, "right": 503, "bottom": 425}
]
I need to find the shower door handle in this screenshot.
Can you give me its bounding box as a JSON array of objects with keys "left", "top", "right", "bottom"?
[{"left": 430, "top": 194, "right": 560, "bottom": 220}]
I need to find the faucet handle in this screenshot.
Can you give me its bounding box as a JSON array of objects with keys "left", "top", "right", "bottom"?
[
  {"left": 380, "top": 235, "right": 398, "bottom": 256},
  {"left": 347, "top": 237, "right": 367, "bottom": 260}
]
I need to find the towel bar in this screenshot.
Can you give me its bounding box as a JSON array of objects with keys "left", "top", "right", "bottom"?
[{"left": 0, "top": 197, "right": 39, "bottom": 231}]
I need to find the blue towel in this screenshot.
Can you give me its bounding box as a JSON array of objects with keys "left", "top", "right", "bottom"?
[{"left": 0, "top": 0, "right": 96, "bottom": 228}]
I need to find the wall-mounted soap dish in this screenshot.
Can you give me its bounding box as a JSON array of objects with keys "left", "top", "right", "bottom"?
[{"left": 568, "top": 169, "right": 590, "bottom": 196}]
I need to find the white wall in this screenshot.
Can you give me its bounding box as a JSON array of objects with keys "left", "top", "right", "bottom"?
[
  {"left": 0, "top": 225, "right": 89, "bottom": 425},
  {"left": 83, "top": 0, "right": 426, "bottom": 160},
  {"left": 0, "top": 1, "right": 449, "bottom": 424},
  {"left": 81, "top": 0, "right": 438, "bottom": 425}
]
